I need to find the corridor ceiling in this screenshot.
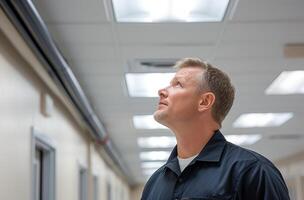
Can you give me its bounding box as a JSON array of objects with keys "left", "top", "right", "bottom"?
[{"left": 32, "top": 0, "right": 304, "bottom": 183}]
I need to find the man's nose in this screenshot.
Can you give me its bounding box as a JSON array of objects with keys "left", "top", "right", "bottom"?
[{"left": 158, "top": 87, "right": 168, "bottom": 98}]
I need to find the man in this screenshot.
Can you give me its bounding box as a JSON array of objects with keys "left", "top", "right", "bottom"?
[{"left": 141, "top": 58, "right": 290, "bottom": 200}]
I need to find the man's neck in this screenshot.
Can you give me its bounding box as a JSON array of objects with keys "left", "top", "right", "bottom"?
[{"left": 172, "top": 120, "right": 219, "bottom": 159}]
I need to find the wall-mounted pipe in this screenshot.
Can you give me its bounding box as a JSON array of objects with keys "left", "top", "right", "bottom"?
[{"left": 0, "top": 0, "right": 132, "bottom": 184}]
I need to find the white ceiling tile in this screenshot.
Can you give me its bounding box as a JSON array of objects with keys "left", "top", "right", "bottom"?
[
  {"left": 33, "top": 0, "right": 110, "bottom": 23},
  {"left": 222, "top": 22, "right": 304, "bottom": 44},
  {"left": 70, "top": 60, "right": 125, "bottom": 76},
  {"left": 61, "top": 44, "right": 118, "bottom": 60},
  {"left": 47, "top": 24, "right": 114, "bottom": 45},
  {"left": 230, "top": 0, "right": 304, "bottom": 22},
  {"left": 215, "top": 43, "right": 283, "bottom": 59},
  {"left": 121, "top": 45, "right": 215, "bottom": 61},
  {"left": 116, "top": 23, "right": 222, "bottom": 45}
]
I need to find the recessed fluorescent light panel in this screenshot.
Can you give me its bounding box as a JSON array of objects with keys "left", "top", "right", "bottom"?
[
  {"left": 225, "top": 135, "right": 261, "bottom": 146},
  {"left": 266, "top": 71, "right": 304, "bottom": 95},
  {"left": 142, "top": 162, "right": 165, "bottom": 176},
  {"left": 233, "top": 113, "right": 293, "bottom": 128},
  {"left": 133, "top": 115, "right": 168, "bottom": 129},
  {"left": 112, "top": 0, "right": 230, "bottom": 22},
  {"left": 138, "top": 136, "right": 176, "bottom": 148},
  {"left": 126, "top": 73, "right": 174, "bottom": 97},
  {"left": 143, "top": 168, "right": 158, "bottom": 176},
  {"left": 140, "top": 151, "right": 171, "bottom": 161},
  {"left": 141, "top": 162, "right": 165, "bottom": 169}
]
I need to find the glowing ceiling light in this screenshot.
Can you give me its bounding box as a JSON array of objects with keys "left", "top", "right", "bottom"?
[
  {"left": 138, "top": 136, "right": 176, "bottom": 148},
  {"left": 141, "top": 162, "right": 165, "bottom": 169},
  {"left": 142, "top": 168, "right": 158, "bottom": 176},
  {"left": 266, "top": 71, "right": 304, "bottom": 95},
  {"left": 133, "top": 115, "right": 167, "bottom": 129},
  {"left": 225, "top": 134, "right": 262, "bottom": 146},
  {"left": 112, "top": 0, "right": 230, "bottom": 22},
  {"left": 140, "top": 151, "right": 171, "bottom": 161},
  {"left": 233, "top": 113, "right": 293, "bottom": 128},
  {"left": 126, "top": 73, "right": 174, "bottom": 97}
]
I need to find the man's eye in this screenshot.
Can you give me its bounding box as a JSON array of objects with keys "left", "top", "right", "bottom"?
[{"left": 175, "top": 82, "right": 182, "bottom": 87}]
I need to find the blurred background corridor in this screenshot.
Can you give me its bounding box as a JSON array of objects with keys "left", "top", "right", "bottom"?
[{"left": 0, "top": 0, "right": 304, "bottom": 199}]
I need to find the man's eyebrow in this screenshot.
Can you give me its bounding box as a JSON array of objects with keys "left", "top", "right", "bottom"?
[
  {"left": 170, "top": 77, "right": 182, "bottom": 83},
  {"left": 169, "top": 78, "right": 175, "bottom": 84},
  {"left": 175, "top": 76, "right": 186, "bottom": 82}
]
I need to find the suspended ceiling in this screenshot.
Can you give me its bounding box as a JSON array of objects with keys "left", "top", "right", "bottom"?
[{"left": 32, "top": 0, "right": 304, "bottom": 184}]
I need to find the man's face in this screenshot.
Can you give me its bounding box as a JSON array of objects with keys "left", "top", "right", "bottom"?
[{"left": 154, "top": 67, "right": 204, "bottom": 126}]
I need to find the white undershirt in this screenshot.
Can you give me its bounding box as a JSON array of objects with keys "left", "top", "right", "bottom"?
[{"left": 177, "top": 154, "right": 198, "bottom": 172}]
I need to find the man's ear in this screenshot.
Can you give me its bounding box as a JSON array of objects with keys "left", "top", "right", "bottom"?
[{"left": 198, "top": 92, "right": 216, "bottom": 112}]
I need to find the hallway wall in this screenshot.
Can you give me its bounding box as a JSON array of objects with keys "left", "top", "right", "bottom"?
[{"left": 0, "top": 9, "right": 130, "bottom": 200}]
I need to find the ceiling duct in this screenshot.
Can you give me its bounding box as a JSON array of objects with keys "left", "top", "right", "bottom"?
[{"left": 284, "top": 43, "right": 304, "bottom": 58}]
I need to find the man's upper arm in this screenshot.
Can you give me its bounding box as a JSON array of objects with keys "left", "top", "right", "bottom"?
[{"left": 235, "top": 161, "right": 290, "bottom": 200}]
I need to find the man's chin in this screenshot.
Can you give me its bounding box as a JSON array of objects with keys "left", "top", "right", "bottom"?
[{"left": 153, "top": 110, "right": 165, "bottom": 124}]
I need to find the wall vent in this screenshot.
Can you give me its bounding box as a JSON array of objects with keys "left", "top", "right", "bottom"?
[
  {"left": 128, "top": 59, "right": 178, "bottom": 73},
  {"left": 284, "top": 43, "right": 304, "bottom": 58},
  {"left": 140, "top": 61, "right": 176, "bottom": 68}
]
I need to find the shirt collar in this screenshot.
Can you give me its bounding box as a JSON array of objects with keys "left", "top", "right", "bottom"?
[
  {"left": 164, "top": 130, "right": 226, "bottom": 175},
  {"left": 195, "top": 130, "right": 226, "bottom": 162}
]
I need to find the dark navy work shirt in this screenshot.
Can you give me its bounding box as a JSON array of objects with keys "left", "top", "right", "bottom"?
[{"left": 141, "top": 130, "right": 290, "bottom": 200}]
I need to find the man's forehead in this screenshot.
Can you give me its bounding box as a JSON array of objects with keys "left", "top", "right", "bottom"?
[{"left": 174, "top": 67, "right": 204, "bottom": 80}]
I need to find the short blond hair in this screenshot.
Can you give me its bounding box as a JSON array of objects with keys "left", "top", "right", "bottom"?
[{"left": 175, "top": 58, "right": 235, "bottom": 127}]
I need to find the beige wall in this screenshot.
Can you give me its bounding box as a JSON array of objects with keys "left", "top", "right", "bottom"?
[
  {"left": 90, "top": 145, "right": 130, "bottom": 200},
  {"left": 276, "top": 152, "right": 304, "bottom": 200},
  {"left": 131, "top": 184, "right": 145, "bottom": 200},
  {"left": 0, "top": 9, "right": 130, "bottom": 200}
]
